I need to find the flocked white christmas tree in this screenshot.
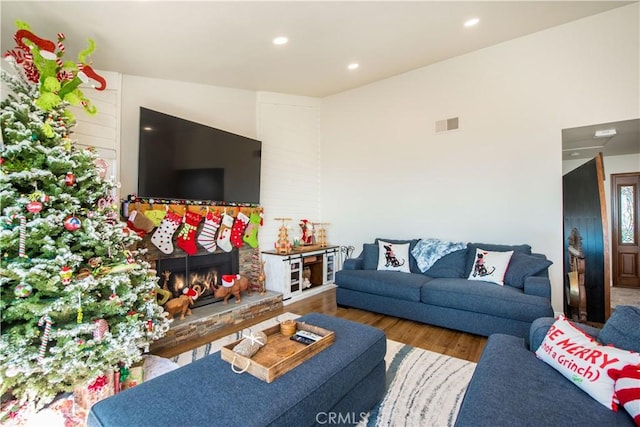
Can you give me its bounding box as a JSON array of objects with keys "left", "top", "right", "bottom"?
[{"left": 0, "top": 21, "right": 170, "bottom": 411}]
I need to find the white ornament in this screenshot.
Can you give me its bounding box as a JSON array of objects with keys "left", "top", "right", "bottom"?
[{"left": 5, "top": 366, "right": 19, "bottom": 377}]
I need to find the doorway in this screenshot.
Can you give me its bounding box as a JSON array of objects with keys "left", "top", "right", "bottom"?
[
  {"left": 562, "top": 118, "right": 640, "bottom": 316},
  {"left": 611, "top": 173, "right": 640, "bottom": 289}
]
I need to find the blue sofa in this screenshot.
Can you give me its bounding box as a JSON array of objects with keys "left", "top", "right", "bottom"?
[
  {"left": 336, "top": 239, "right": 554, "bottom": 338},
  {"left": 456, "top": 305, "right": 640, "bottom": 426}
]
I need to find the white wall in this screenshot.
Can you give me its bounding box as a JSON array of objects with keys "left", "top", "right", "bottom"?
[
  {"left": 257, "top": 92, "right": 321, "bottom": 250},
  {"left": 320, "top": 4, "right": 640, "bottom": 312}
]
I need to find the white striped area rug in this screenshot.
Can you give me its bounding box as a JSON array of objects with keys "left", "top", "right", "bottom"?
[{"left": 359, "top": 340, "right": 476, "bottom": 427}]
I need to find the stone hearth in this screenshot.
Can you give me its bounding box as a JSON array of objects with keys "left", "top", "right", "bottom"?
[{"left": 150, "top": 291, "right": 283, "bottom": 354}]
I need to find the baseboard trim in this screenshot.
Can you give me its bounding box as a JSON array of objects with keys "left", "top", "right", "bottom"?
[{"left": 283, "top": 284, "right": 337, "bottom": 306}]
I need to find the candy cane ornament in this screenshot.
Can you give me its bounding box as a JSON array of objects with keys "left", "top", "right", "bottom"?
[
  {"left": 6, "top": 214, "right": 27, "bottom": 257},
  {"left": 37, "top": 315, "right": 53, "bottom": 363},
  {"left": 18, "top": 215, "right": 26, "bottom": 257}
]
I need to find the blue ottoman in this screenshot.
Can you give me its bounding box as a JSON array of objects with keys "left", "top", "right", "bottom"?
[{"left": 87, "top": 313, "right": 386, "bottom": 427}]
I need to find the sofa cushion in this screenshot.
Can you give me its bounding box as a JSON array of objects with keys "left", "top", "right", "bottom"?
[
  {"left": 465, "top": 242, "right": 531, "bottom": 277},
  {"left": 376, "top": 240, "right": 411, "bottom": 273},
  {"left": 535, "top": 315, "right": 640, "bottom": 410},
  {"left": 467, "top": 249, "right": 513, "bottom": 286},
  {"left": 599, "top": 305, "right": 640, "bottom": 353},
  {"left": 455, "top": 334, "right": 636, "bottom": 427},
  {"left": 362, "top": 243, "right": 379, "bottom": 270},
  {"left": 375, "top": 238, "right": 421, "bottom": 273},
  {"left": 504, "top": 252, "right": 553, "bottom": 289},
  {"left": 336, "top": 269, "right": 430, "bottom": 302},
  {"left": 420, "top": 278, "right": 552, "bottom": 322},
  {"left": 424, "top": 249, "right": 468, "bottom": 278}
]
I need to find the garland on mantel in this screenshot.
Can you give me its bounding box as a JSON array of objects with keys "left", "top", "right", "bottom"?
[{"left": 125, "top": 194, "right": 261, "bottom": 208}]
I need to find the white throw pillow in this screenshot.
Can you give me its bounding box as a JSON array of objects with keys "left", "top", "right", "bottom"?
[
  {"left": 535, "top": 315, "right": 640, "bottom": 410},
  {"left": 377, "top": 241, "right": 411, "bottom": 273},
  {"left": 467, "top": 248, "right": 513, "bottom": 285}
]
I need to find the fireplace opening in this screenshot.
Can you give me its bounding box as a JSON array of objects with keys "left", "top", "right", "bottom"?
[{"left": 156, "top": 249, "right": 240, "bottom": 308}]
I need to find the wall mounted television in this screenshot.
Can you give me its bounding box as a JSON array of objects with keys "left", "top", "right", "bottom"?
[{"left": 137, "top": 107, "right": 261, "bottom": 204}]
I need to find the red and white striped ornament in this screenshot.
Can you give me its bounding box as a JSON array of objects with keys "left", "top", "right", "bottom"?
[
  {"left": 37, "top": 314, "right": 53, "bottom": 363},
  {"left": 18, "top": 215, "right": 26, "bottom": 257},
  {"left": 5, "top": 214, "right": 26, "bottom": 257},
  {"left": 56, "top": 33, "right": 65, "bottom": 52}
]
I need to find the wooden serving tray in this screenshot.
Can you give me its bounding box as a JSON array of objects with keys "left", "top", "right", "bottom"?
[{"left": 221, "top": 322, "right": 335, "bottom": 383}]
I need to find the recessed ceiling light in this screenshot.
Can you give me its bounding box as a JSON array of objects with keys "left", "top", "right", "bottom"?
[
  {"left": 143, "top": 126, "right": 152, "bottom": 131},
  {"left": 273, "top": 36, "right": 288, "bottom": 45},
  {"left": 347, "top": 63, "right": 359, "bottom": 70},
  {"left": 464, "top": 18, "right": 480, "bottom": 27}
]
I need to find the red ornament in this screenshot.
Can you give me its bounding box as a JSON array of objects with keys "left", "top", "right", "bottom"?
[
  {"left": 64, "top": 215, "right": 81, "bottom": 231},
  {"left": 27, "top": 200, "right": 43, "bottom": 213},
  {"left": 65, "top": 171, "right": 75, "bottom": 186}
]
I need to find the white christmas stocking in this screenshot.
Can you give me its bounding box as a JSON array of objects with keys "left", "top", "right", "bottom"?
[
  {"left": 197, "top": 210, "right": 222, "bottom": 252},
  {"left": 216, "top": 213, "right": 235, "bottom": 252},
  {"left": 150, "top": 210, "right": 182, "bottom": 254}
]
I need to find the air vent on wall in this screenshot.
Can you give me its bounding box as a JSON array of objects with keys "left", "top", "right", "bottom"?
[{"left": 435, "top": 117, "right": 459, "bottom": 134}]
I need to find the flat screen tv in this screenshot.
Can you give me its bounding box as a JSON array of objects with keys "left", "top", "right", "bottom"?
[{"left": 137, "top": 107, "right": 261, "bottom": 204}]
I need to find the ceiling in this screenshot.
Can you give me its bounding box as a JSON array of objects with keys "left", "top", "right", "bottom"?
[
  {"left": 1, "top": 1, "right": 634, "bottom": 98},
  {"left": 562, "top": 119, "right": 640, "bottom": 161}
]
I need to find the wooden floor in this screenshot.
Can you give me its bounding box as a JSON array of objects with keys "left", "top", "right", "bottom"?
[{"left": 156, "top": 287, "right": 487, "bottom": 362}]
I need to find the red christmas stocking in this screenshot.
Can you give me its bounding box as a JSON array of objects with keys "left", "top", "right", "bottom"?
[
  {"left": 230, "top": 212, "right": 249, "bottom": 248},
  {"left": 177, "top": 211, "right": 202, "bottom": 256}
]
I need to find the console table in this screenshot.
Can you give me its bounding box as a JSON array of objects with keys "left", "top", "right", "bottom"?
[{"left": 262, "top": 246, "right": 339, "bottom": 300}]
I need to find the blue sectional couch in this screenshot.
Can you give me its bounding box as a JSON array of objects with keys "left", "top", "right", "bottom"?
[
  {"left": 336, "top": 239, "right": 554, "bottom": 338},
  {"left": 456, "top": 305, "right": 640, "bottom": 426}
]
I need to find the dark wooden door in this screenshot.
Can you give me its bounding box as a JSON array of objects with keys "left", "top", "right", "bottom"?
[
  {"left": 563, "top": 154, "right": 610, "bottom": 322},
  {"left": 612, "top": 173, "right": 640, "bottom": 288}
]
